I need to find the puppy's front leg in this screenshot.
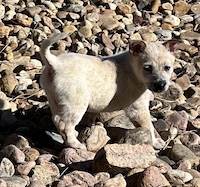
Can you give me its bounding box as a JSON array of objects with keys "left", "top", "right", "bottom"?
[
  {"left": 125, "top": 90, "right": 165, "bottom": 149},
  {"left": 53, "top": 114, "right": 87, "bottom": 150}
]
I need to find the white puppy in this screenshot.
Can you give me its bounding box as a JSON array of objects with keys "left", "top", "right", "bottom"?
[{"left": 40, "top": 32, "right": 175, "bottom": 150}]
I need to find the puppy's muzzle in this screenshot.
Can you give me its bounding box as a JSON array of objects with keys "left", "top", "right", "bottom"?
[{"left": 149, "top": 80, "right": 167, "bottom": 92}]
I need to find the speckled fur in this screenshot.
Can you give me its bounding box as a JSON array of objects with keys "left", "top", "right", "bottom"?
[{"left": 40, "top": 33, "right": 175, "bottom": 150}]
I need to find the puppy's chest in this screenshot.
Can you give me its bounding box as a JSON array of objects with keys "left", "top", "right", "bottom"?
[{"left": 103, "top": 85, "right": 146, "bottom": 112}]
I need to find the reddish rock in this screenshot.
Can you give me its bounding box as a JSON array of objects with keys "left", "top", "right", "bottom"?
[
  {"left": 93, "top": 144, "right": 156, "bottom": 175},
  {"left": 57, "top": 171, "right": 96, "bottom": 187},
  {"left": 137, "top": 166, "right": 170, "bottom": 187}
]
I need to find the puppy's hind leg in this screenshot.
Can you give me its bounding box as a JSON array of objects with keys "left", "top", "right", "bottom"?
[{"left": 53, "top": 101, "right": 88, "bottom": 150}]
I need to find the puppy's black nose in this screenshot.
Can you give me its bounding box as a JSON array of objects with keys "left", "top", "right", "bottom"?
[{"left": 153, "top": 80, "right": 166, "bottom": 92}]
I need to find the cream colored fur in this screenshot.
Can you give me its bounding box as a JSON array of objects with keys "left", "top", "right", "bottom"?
[{"left": 40, "top": 32, "right": 175, "bottom": 150}]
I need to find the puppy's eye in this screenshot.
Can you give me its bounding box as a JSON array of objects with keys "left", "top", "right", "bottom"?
[
  {"left": 164, "top": 66, "right": 171, "bottom": 71},
  {"left": 143, "top": 65, "right": 152, "bottom": 72}
]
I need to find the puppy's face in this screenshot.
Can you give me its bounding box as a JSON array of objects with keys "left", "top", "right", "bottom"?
[{"left": 129, "top": 41, "right": 175, "bottom": 93}]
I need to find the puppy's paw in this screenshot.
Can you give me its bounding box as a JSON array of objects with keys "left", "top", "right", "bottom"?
[{"left": 153, "top": 138, "right": 165, "bottom": 150}]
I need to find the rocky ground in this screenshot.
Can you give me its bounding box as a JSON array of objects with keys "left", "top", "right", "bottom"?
[{"left": 0, "top": 0, "right": 200, "bottom": 186}]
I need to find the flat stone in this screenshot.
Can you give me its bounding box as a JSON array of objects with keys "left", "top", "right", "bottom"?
[
  {"left": 180, "top": 31, "right": 200, "bottom": 41},
  {"left": 93, "top": 144, "right": 156, "bottom": 175}
]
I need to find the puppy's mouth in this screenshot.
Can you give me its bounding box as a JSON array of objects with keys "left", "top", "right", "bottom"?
[{"left": 147, "top": 80, "right": 168, "bottom": 93}]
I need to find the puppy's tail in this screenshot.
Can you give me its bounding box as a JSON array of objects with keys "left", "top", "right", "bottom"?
[{"left": 40, "top": 32, "right": 68, "bottom": 66}]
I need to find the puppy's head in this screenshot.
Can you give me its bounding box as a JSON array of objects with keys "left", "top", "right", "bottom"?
[{"left": 129, "top": 40, "right": 175, "bottom": 93}]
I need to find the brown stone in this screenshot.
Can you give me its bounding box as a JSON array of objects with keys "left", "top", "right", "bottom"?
[{"left": 174, "top": 1, "right": 191, "bottom": 16}]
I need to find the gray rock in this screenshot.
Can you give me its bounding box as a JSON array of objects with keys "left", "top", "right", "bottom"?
[
  {"left": 168, "top": 143, "right": 199, "bottom": 166},
  {"left": 118, "top": 127, "right": 152, "bottom": 146},
  {"left": 155, "top": 30, "right": 172, "bottom": 40},
  {"left": 105, "top": 114, "right": 135, "bottom": 129}
]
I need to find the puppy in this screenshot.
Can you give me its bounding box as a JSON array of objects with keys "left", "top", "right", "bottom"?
[{"left": 40, "top": 32, "right": 175, "bottom": 150}]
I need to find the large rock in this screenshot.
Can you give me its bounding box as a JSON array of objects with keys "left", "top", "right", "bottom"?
[{"left": 93, "top": 144, "right": 156, "bottom": 175}]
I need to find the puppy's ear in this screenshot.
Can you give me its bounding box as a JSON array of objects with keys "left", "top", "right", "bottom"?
[
  {"left": 163, "top": 39, "right": 182, "bottom": 52},
  {"left": 129, "top": 41, "right": 146, "bottom": 54}
]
